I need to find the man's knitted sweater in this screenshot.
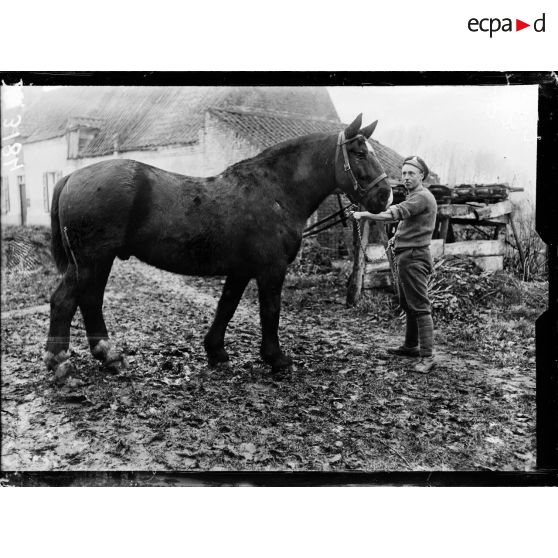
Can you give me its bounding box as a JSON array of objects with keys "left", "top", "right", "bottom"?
[{"left": 389, "top": 185, "right": 437, "bottom": 251}]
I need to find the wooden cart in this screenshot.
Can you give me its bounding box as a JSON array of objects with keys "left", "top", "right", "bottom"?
[{"left": 346, "top": 187, "right": 525, "bottom": 304}]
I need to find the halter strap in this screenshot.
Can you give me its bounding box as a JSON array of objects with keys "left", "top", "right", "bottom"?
[
  {"left": 369, "top": 172, "right": 388, "bottom": 188},
  {"left": 336, "top": 131, "right": 387, "bottom": 200}
]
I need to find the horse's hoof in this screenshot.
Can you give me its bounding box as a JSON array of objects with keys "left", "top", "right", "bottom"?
[
  {"left": 206, "top": 348, "right": 230, "bottom": 368},
  {"left": 271, "top": 363, "right": 294, "bottom": 378},
  {"left": 262, "top": 351, "right": 293, "bottom": 368},
  {"left": 92, "top": 340, "right": 127, "bottom": 372},
  {"left": 214, "top": 360, "right": 231, "bottom": 370},
  {"left": 54, "top": 360, "right": 76, "bottom": 386},
  {"left": 266, "top": 353, "right": 294, "bottom": 378},
  {"left": 207, "top": 356, "right": 230, "bottom": 369},
  {"left": 44, "top": 350, "right": 70, "bottom": 371},
  {"left": 105, "top": 355, "right": 128, "bottom": 374}
]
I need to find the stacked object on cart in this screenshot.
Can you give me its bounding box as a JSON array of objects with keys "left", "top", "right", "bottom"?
[{"left": 452, "top": 183, "right": 510, "bottom": 204}]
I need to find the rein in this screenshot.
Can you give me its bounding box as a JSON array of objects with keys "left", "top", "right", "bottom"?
[{"left": 302, "top": 196, "right": 354, "bottom": 238}]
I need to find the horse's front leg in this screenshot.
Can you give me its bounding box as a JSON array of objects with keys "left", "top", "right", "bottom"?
[
  {"left": 256, "top": 267, "right": 293, "bottom": 374},
  {"left": 204, "top": 274, "right": 250, "bottom": 367}
]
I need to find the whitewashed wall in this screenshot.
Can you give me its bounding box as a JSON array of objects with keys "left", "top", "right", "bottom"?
[
  {"left": 77, "top": 144, "right": 207, "bottom": 177},
  {"left": 10, "top": 121, "right": 262, "bottom": 227},
  {"left": 8, "top": 137, "right": 70, "bottom": 226}
]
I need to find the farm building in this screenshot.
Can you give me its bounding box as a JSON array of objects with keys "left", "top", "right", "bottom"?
[{"left": 1, "top": 86, "right": 413, "bottom": 241}]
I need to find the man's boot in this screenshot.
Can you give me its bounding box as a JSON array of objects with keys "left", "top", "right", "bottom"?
[
  {"left": 387, "top": 314, "right": 420, "bottom": 357},
  {"left": 414, "top": 313, "right": 436, "bottom": 373},
  {"left": 415, "top": 314, "right": 436, "bottom": 374}
]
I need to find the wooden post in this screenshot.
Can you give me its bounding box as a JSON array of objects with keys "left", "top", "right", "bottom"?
[
  {"left": 492, "top": 223, "right": 506, "bottom": 240},
  {"left": 346, "top": 218, "right": 370, "bottom": 306},
  {"left": 368, "top": 220, "right": 387, "bottom": 245},
  {"left": 508, "top": 212, "right": 526, "bottom": 271},
  {"left": 439, "top": 216, "right": 450, "bottom": 243}
]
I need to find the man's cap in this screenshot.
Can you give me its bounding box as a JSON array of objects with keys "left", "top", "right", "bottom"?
[{"left": 402, "top": 156, "right": 429, "bottom": 180}]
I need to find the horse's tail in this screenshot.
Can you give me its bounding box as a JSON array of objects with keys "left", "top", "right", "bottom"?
[{"left": 50, "top": 174, "right": 70, "bottom": 273}]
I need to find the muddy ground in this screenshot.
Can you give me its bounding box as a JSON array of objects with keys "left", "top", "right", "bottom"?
[{"left": 1, "top": 250, "right": 542, "bottom": 474}]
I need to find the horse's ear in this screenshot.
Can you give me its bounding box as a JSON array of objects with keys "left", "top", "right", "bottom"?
[
  {"left": 344, "top": 114, "right": 363, "bottom": 139},
  {"left": 360, "top": 120, "right": 378, "bottom": 139}
]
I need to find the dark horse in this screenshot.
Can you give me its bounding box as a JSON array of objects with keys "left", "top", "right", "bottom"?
[{"left": 44, "top": 114, "right": 392, "bottom": 383}]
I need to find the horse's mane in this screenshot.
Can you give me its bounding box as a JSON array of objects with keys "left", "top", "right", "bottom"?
[{"left": 222, "top": 133, "right": 332, "bottom": 175}]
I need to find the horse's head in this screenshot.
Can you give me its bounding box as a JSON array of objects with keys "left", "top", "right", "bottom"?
[{"left": 335, "top": 114, "right": 393, "bottom": 213}]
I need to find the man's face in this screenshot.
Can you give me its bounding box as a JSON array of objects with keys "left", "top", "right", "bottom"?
[{"left": 401, "top": 164, "right": 423, "bottom": 191}]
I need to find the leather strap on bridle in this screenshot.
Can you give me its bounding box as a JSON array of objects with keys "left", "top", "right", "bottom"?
[
  {"left": 303, "top": 132, "right": 389, "bottom": 242},
  {"left": 336, "top": 131, "right": 387, "bottom": 202}
]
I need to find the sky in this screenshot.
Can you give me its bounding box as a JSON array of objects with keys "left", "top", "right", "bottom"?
[{"left": 328, "top": 85, "right": 538, "bottom": 199}]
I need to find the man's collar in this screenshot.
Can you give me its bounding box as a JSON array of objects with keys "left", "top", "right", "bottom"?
[{"left": 405, "top": 183, "right": 424, "bottom": 194}]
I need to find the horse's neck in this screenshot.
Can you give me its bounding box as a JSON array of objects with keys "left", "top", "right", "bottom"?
[{"left": 275, "top": 136, "right": 338, "bottom": 220}]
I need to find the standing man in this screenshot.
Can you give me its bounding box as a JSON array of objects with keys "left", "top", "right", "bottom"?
[{"left": 353, "top": 155, "right": 438, "bottom": 373}]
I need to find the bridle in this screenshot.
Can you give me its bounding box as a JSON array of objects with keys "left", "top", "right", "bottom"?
[
  {"left": 302, "top": 130, "right": 390, "bottom": 240},
  {"left": 335, "top": 130, "right": 388, "bottom": 204}
]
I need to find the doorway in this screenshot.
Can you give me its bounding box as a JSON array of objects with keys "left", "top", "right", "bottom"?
[{"left": 17, "top": 175, "right": 27, "bottom": 226}]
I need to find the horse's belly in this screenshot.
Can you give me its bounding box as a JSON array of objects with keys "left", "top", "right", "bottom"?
[{"left": 131, "top": 236, "right": 231, "bottom": 276}]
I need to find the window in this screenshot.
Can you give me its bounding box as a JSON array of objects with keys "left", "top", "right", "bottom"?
[
  {"left": 43, "top": 172, "right": 60, "bottom": 213},
  {"left": 67, "top": 130, "right": 79, "bottom": 158},
  {"left": 67, "top": 127, "right": 98, "bottom": 158},
  {"left": 78, "top": 133, "right": 91, "bottom": 152},
  {"left": 1, "top": 176, "right": 9, "bottom": 214}
]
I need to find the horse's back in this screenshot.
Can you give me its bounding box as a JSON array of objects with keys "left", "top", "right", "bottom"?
[{"left": 63, "top": 159, "right": 140, "bottom": 206}]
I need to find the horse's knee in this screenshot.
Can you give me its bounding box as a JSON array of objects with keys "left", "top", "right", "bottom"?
[
  {"left": 50, "top": 294, "right": 76, "bottom": 318},
  {"left": 50, "top": 272, "right": 79, "bottom": 311},
  {"left": 50, "top": 283, "right": 67, "bottom": 307}
]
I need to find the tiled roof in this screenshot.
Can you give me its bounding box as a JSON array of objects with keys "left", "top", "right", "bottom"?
[
  {"left": 209, "top": 107, "right": 345, "bottom": 148},
  {"left": 210, "top": 107, "right": 406, "bottom": 180},
  {"left": 18, "top": 86, "right": 340, "bottom": 156},
  {"left": 368, "top": 139, "right": 408, "bottom": 182},
  {"left": 16, "top": 86, "right": 419, "bottom": 180}
]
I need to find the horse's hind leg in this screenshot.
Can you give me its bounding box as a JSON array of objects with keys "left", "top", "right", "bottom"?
[
  {"left": 44, "top": 265, "right": 80, "bottom": 384},
  {"left": 78, "top": 258, "right": 126, "bottom": 372},
  {"left": 204, "top": 275, "right": 250, "bottom": 367}
]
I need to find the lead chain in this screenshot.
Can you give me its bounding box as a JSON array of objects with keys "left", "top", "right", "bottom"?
[
  {"left": 345, "top": 196, "right": 400, "bottom": 297},
  {"left": 350, "top": 205, "right": 389, "bottom": 266}
]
